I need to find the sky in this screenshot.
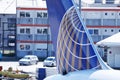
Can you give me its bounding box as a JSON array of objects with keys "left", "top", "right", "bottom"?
[
  {"left": 2, "top": 0, "right": 119, "bottom": 14},
  {"left": 0, "top": 0, "right": 16, "bottom": 14},
  {"left": 0, "top": 0, "right": 46, "bottom": 14}
]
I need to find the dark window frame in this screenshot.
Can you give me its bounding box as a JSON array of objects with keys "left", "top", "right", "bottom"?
[{"left": 20, "top": 12, "right": 25, "bottom": 17}]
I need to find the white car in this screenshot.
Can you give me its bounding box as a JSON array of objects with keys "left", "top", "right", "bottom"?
[
  {"left": 19, "top": 55, "right": 39, "bottom": 65},
  {"left": 43, "top": 57, "right": 56, "bottom": 67}
]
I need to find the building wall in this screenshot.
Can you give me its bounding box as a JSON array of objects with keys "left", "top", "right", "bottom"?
[
  {"left": 81, "top": 8, "right": 120, "bottom": 42},
  {"left": 16, "top": 7, "right": 53, "bottom": 58},
  {"left": 0, "top": 14, "right": 16, "bottom": 55},
  {"left": 0, "top": 3, "right": 120, "bottom": 59}
]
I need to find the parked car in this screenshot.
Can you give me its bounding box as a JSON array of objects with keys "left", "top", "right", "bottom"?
[
  {"left": 19, "top": 55, "right": 39, "bottom": 65},
  {"left": 43, "top": 57, "right": 56, "bottom": 67}
]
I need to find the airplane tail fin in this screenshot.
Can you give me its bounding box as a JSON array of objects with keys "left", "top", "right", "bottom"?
[{"left": 46, "top": 0, "right": 111, "bottom": 74}]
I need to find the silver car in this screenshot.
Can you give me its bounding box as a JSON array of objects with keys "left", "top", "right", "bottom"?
[
  {"left": 19, "top": 55, "right": 39, "bottom": 65},
  {"left": 43, "top": 57, "right": 56, "bottom": 67}
]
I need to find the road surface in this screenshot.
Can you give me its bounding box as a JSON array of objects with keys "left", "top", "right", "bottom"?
[{"left": 0, "top": 61, "right": 57, "bottom": 80}]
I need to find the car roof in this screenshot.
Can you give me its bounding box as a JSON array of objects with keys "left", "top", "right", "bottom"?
[{"left": 47, "top": 56, "right": 55, "bottom": 59}]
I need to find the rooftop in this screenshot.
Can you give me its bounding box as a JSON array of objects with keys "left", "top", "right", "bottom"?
[
  {"left": 0, "top": 0, "right": 16, "bottom": 14},
  {"left": 0, "top": 0, "right": 120, "bottom": 14},
  {"left": 0, "top": 0, "right": 47, "bottom": 14},
  {"left": 17, "top": 0, "right": 47, "bottom": 8}
]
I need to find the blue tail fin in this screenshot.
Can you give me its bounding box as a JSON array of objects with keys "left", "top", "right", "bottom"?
[{"left": 46, "top": 0, "right": 110, "bottom": 74}]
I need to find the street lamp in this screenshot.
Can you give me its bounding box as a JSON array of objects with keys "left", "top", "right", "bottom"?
[{"left": 79, "top": 0, "right": 81, "bottom": 13}]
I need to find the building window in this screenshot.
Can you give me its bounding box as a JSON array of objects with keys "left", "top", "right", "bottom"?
[
  {"left": 105, "top": 13, "right": 107, "bottom": 15},
  {"left": 37, "top": 12, "right": 48, "bottom": 18},
  {"left": 0, "top": 34, "right": 1, "bottom": 44},
  {"left": 0, "top": 18, "right": 1, "bottom": 27},
  {"left": 28, "top": 18, "right": 32, "bottom": 23},
  {"left": 20, "top": 45, "right": 24, "bottom": 50},
  {"left": 8, "top": 18, "right": 16, "bottom": 23},
  {"left": 37, "top": 12, "right": 42, "bottom": 18},
  {"left": 26, "top": 28, "right": 30, "bottom": 34},
  {"left": 8, "top": 35, "right": 15, "bottom": 39},
  {"left": 43, "top": 29, "right": 48, "bottom": 34},
  {"left": 20, "top": 28, "right": 25, "bottom": 33},
  {"left": 86, "top": 19, "right": 101, "bottom": 26},
  {"left": 103, "top": 19, "right": 116, "bottom": 26},
  {"left": 8, "top": 43, "right": 15, "bottom": 47},
  {"left": 88, "top": 29, "right": 93, "bottom": 34},
  {"left": 20, "top": 12, "right": 30, "bottom": 17},
  {"left": 111, "top": 13, "right": 114, "bottom": 15},
  {"left": 28, "top": 35, "right": 32, "bottom": 39},
  {"left": 117, "top": 19, "right": 120, "bottom": 26},
  {"left": 37, "top": 29, "right": 42, "bottom": 34},
  {"left": 8, "top": 23, "right": 16, "bottom": 29},
  {"left": 94, "top": 29, "right": 98, "bottom": 35},
  {"left": 105, "top": 29, "right": 107, "bottom": 32},
  {"left": 26, "top": 12, "right": 30, "bottom": 17},
  {"left": 20, "top": 12, "right": 25, "bottom": 17},
  {"left": 26, "top": 45, "right": 30, "bottom": 50},
  {"left": 7, "top": 18, "right": 16, "bottom": 28},
  {"left": 111, "top": 29, "right": 114, "bottom": 32},
  {"left": 43, "top": 12, "right": 48, "bottom": 18}
]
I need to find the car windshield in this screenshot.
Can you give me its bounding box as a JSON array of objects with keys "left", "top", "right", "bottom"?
[
  {"left": 46, "top": 58, "right": 54, "bottom": 61},
  {"left": 23, "top": 57, "right": 30, "bottom": 59}
]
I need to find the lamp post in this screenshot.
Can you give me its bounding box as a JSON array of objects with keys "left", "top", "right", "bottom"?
[
  {"left": 46, "top": 25, "right": 49, "bottom": 57},
  {"left": 79, "top": 0, "right": 81, "bottom": 13}
]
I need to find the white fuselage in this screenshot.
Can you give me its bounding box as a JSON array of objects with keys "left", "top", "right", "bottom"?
[{"left": 44, "top": 69, "right": 120, "bottom": 80}]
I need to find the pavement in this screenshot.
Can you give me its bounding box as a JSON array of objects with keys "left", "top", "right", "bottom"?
[
  {"left": 0, "top": 61, "right": 58, "bottom": 80},
  {"left": 0, "top": 56, "right": 58, "bottom": 80}
]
